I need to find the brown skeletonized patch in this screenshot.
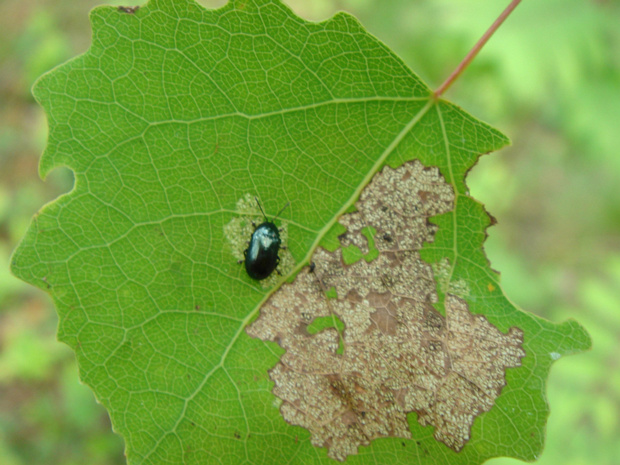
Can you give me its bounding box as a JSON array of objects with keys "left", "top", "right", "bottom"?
[
  {"left": 433, "top": 257, "right": 470, "bottom": 298},
  {"left": 247, "top": 160, "right": 526, "bottom": 460}
]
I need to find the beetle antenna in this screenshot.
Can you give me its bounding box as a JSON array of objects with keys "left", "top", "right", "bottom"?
[
  {"left": 274, "top": 201, "right": 290, "bottom": 221},
  {"left": 254, "top": 196, "right": 268, "bottom": 221}
]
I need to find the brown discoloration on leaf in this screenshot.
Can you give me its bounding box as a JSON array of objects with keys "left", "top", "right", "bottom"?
[
  {"left": 117, "top": 5, "right": 140, "bottom": 14},
  {"left": 247, "top": 160, "right": 525, "bottom": 460}
]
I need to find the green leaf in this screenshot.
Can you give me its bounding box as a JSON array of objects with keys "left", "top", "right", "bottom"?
[{"left": 11, "top": 0, "right": 591, "bottom": 463}]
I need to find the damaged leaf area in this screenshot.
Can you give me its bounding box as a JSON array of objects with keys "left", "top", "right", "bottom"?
[
  {"left": 12, "top": 0, "right": 593, "bottom": 462},
  {"left": 247, "top": 160, "right": 526, "bottom": 460}
]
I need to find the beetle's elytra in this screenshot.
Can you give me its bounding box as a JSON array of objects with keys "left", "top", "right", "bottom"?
[{"left": 244, "top": 198, "right": 289, "bottom": 280}]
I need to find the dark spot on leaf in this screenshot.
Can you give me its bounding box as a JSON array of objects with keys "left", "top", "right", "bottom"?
[{"left": 118, "top": 6, "right": 140, "bottom": 14}]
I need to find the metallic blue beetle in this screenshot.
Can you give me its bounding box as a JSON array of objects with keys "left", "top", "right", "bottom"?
[{"left": 244, "top": 198, "right": 288, "bottom": 280}]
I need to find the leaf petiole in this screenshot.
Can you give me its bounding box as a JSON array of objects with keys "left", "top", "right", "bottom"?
[{"left": 434, "top": 0, "right": 522, "bottom": 98}]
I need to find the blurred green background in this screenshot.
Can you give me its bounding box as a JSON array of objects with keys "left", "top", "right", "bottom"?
[{"left": 0, "top": 0, "right": 618, "bottom": 464}]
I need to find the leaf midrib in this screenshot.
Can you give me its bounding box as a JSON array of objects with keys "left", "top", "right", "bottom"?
[{"left": 138, "top": 97, "right": 435, "bottom": 460}]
